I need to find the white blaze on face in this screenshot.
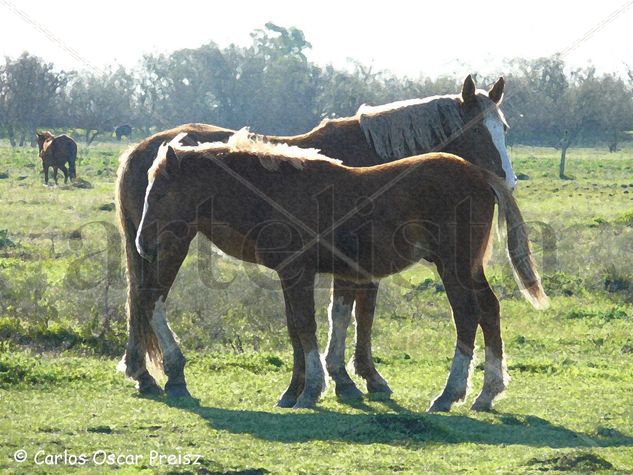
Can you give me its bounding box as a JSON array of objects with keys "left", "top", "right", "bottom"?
[{"left": 483, "top": 111, "right": 516, "bottom": 190}]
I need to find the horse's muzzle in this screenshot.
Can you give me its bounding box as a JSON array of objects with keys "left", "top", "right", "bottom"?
[{"left": 136, "top": 235, "right": 157, "bottom": 262}]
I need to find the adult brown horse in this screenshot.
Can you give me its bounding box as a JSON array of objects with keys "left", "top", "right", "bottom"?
[
  {"left": 36, "top": 131, "right": 77, "bottom": 185},
  {"left": 135, "top": 132, "right": 547, "bottom": 410},
  {"left": 116, "top": 75, "right": 516, "bottom": 405}
]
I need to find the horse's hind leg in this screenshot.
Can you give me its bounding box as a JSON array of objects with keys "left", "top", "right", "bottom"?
[
  {"left": 123, "top": 283, "right": 162, "bottom": 396},
  {"left": 428, "top": 267, "right": 478, "bottom": 412},
  {"left": 121, "top": 249, "right": 161, "bottom": 395},
  {"left": 53, "top": 167, "right": 59, "bottom": 185},
  {"left": 324, "top": 278, "right": 362, "bottom": 401},
  {"left": 353, "top": 282, "right": 392, "bottom": 397},
  {"left": 471, "top": 270, "right": 506, "bottom": 412},
  {"left": 60, "top": 164, "right": 68, "bottom": 184},
  {"left": 122, "top": 230, "right": 193, "bottom": 397},
  {"left": 279, "top": 270, "right": 324, "bottom": 409}
]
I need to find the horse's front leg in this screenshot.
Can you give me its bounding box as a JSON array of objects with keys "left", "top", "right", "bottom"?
[
  {"left": 43, "top": 165, "right": 49, "bottom": 185},
  {"left": 53, "top": 167, "right": 59, "bottom": 185},
  {"left": 324, "top": 278, "right": 363, "bottom": 401},
  {"left": 277, "top": 296, "right": 306, "bottom": 408},
  {"left": 353, "top": 281, "right": 392, "bottom": 397},
  {"left": 279, "top": 270, "right": 324, "bottom": 409},
  {"left": 428, "top": 267, "right": 478, "bottom": 412},
  {"left": 151, "top": 238, "right": 196, "bottom": 397}
]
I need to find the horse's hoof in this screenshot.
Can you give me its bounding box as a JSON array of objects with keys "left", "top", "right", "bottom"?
[
  {"left": 471, "top": 399, "right": 493, "bottom": 412},
  {"left": 292, "top": 392, "right": 318, "bottom": 409},
  {"left": 165, "top": 384, "right": 192, "bottom": 399},
  {"left": 335, "top": 383, "right": 364, "bottom": 401},
  {"left": 367, "top": 381, "right": 393, "bottom": 396},
  {"left": 427, "top": 397, "right": 452, "bottom": 413},
  {"left": 138, "top": 381, "right": 163, "bottom": 396},
  {"left": 276, "top": 393, "right": 297, "bottom": 408}
]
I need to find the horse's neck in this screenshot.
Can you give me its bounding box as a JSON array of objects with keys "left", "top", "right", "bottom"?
[
  {"left": 264, "top": 129, "right": 321, "bottom": 148},
  {"left": 264, "top": 118, "right": 382, "bottom": 167}
]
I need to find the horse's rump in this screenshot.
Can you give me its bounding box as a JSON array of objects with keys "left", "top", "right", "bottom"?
[{"left": 50, "top": 135, "right": 78, "bottom": 178}]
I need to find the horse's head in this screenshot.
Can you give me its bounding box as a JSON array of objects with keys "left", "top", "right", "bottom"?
[
  {"left": 36, "top": 131, "right": 54, "bottom": 156},
  {"left": 136, "top": 143, "right": 196, "bottom": 262},
  {"left": 456, "top": 75, "right": 516, "bottom": 190}
]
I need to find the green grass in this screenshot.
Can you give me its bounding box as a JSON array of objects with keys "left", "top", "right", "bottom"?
[{"left": 0, "top": 141, "right": 632, "bottom": 473}]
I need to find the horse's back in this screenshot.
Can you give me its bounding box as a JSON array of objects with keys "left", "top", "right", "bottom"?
[
  {"left": 51, "top": 134, "right": 77, "bottom": 157},
  {"left": 362, "top": 152, "right": 493, "bottom": 197}
]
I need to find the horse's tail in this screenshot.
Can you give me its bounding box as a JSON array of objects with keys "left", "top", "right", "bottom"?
[
  {"left": 488, "top": 176, "right": 549, "bottom": 310},
  {"left": 115, "top": 147, "right": 162, "bottom": 372}
]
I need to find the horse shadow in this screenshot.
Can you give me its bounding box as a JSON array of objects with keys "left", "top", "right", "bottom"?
[{"left": 157, "top": 396, "right": 633, "bottom": 448}]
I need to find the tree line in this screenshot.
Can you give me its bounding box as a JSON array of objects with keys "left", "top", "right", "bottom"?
[{"left": 0, "top": 23, "right": 632, "bottom": 149}]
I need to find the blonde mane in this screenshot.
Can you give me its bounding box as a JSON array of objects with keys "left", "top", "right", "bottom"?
[
  {"left": 357, "top": 94, "right": 464, "bottom": 161},
  {"left": 150, "top": 128, "right": 342, "bottom": 178}
]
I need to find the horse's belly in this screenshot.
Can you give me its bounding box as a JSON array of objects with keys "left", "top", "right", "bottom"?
[{"left": 200, "top": 225, "right": 259, "bottom": 264}]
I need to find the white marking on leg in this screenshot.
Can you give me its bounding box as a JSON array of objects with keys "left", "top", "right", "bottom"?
[
  {"left": 443, "top": 345, "right": 474, "bottom": 402},
  {"left": 304, "top": 349, "right": 326, "bottom": 395},
  {"left": 477, "top": 346, "right": 508, "bottom": 405},
  {"left": 325, "top": 296, "right": 353, "bottom": 375},
  {"left": 149, "top": 297, "right": 180, "bottom": 364},
  {"left": 116, "top": 355, "right": 128, "bottom": 375}
]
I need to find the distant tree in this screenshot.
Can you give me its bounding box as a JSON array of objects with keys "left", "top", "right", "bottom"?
[
  {"left": 234, "top": 23, "right": 322, "bottom": 134},
  {"left": 591, "top": 74, "right": 633, "bottom": 151},
  {"left": 66, "top": 66, "right": 134, "bottom": 144},
  {"left": 316, "top": 63, "right": 381, "bottom": 119},
  {"left": 553, "top": 68, "right": 596, "bottom": 179},
  {"left": 1, "top": 53, "right": 67, "bottom": 146},
  {"left": 505, "top": 56, "right": 569, "bottom": 146}
]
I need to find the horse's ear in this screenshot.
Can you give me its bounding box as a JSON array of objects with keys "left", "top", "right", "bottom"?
[
  {"left": 164, "top": 145, "right": 181, "bottom": 177},
  {"left": 488, "top": 77, "right": 505, "bottom": 104},
  {"left": 461, "top": 74, "right": 476, "bottom": 104}
]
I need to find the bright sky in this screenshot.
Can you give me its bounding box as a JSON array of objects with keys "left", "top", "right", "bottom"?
[{"left": 1, "top": 0, "right": 631, "bottom": 78}]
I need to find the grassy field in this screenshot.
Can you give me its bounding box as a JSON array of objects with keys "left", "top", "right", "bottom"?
[{"left": 0, "top": 141, "right": 632, "bottom": 473}]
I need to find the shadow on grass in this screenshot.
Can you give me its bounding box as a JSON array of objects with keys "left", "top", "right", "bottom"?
[{"left": 160, "top": 397, "right": 633, "bottom": 448}]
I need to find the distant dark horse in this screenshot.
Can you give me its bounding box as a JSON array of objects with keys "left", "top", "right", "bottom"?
[
  {"left": 36, "top": 131, "right": 77, "bottom": 185},
  {"left": 115, "top": 124, "right": 133, "bottom": 141}
]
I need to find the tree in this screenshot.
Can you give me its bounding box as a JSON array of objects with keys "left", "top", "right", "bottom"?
[
  {"left": 66, "top": 66, "right": 134, "bottom": 144},
  {"left": 233, "top": 23, "right": 322, "bottom": 134},
  {"left": 504, "top": 56, "right": 569, "bottom": 146},
  {"left": 1, "top": 53, "right": 66, "bottom": 146},
  {"left": 591, "top": 74, "right": 633, "bottom": 151}
]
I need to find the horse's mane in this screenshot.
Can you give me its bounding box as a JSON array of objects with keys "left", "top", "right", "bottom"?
[
  {"left": 356, "top": 95, "right": 464, "bottom": 161},
  {"left": 150, "top": 128, "right": 342, "bottom": 178}
]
